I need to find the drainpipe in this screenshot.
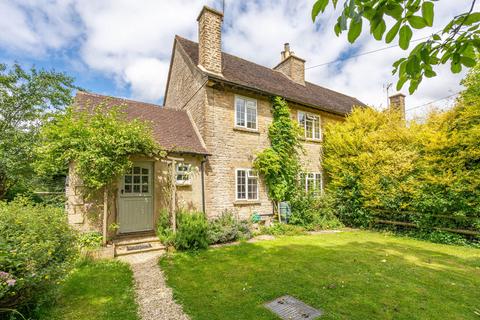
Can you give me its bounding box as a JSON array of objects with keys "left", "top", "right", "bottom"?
[{"left": 201, "top": 156, "right": 207, "bottom": 214}]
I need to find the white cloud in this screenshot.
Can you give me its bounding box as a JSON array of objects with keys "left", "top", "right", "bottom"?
[{"left": 0, "top": 0, "right": 476, "bottom": 111}]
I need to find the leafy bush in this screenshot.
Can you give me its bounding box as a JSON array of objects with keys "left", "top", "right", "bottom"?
[
  {"left": 174, "top": 211, "right": 209, "bottom": 251},
  {"left": 289, "top": 192, "right": 343, "bottom": 230},
  {"left": 157, "top": 209, "right": 208, "bottom": 251},
  {"left": 78, "top": 232, "right": 103, "bottom": 249},
  {"left": 207, "top": 211, "right": 252, "bottom": 245},
  {"left": 260, "top": 223, "right": 306, "bottom": 236},
  {"left": 157, "top": 209, "right": 176, "bottom": 248},
  {"left": 0, "top": 198, "right": 77, "bottom": 312}
]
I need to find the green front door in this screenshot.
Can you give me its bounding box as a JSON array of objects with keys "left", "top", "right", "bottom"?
[{"left": 118, "top": 162, "right": 154, "bottom": 233}]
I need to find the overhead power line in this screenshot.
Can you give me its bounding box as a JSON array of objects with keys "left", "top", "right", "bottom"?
[
  {"left": 406, "top": 92, "right": 460, "bottom": 111},
  {"left": 305, "top": 35, "right": 433, "bottom": 70}
]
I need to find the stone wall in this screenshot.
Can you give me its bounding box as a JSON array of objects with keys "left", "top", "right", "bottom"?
[
  {"left": 274, "top": 55, "right": 306, "bottom": 85},
  {"left": 66, "top": 153, "right": 204, "bottom": 237},
  {"left": 197, "top": 6, "right": 223, "bottom": 75}
]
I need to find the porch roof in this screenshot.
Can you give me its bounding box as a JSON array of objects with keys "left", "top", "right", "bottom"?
[{"left": 74, "top": 91, "right": 209, "bottom": 155}]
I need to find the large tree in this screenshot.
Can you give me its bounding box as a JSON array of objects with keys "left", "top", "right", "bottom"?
[
  {"left": 312, "top": 0, "right": 480, "bottom": 93},
  {"left": 0, "top": 64, "right": 76, "bottom": 199}
]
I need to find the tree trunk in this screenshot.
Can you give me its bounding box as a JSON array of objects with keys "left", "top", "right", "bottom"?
[{"left": 102, "top": 187, "right": 108, "bottom": 245}]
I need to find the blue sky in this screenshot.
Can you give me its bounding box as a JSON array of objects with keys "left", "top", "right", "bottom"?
[{"left": 1, "top": 0, "right": 477, "bottom": 118}]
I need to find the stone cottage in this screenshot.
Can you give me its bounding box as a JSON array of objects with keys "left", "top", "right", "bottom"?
[{"left": 69, "top": 6, "right": 402, "bottom": 239}]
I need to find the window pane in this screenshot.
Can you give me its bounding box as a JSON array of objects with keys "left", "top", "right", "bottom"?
[
  {"left": 142, "top": 175, "right": 149, "bottom": 184},
  {"left": 142, "top": 185, "right": 148, "bottom": 193},
  {"left": 314, "top": 117, "right": 321, "bottom": 139},
  {"left": 133, "top": 185, "right": 140, "bottom": 193},
  {"left": 298, "top": 112, "right": 305, "bottom": 125},
  {"left": 125, "top": 175, "right": 132, "bottom": 184},
  {"left": 246, "top": 101, "right": 256, "bottom": 129},
  {"left": 248, "top": 177, "right": 258, "bottom": 200},
  {"left": 315, "top": 173, "right": 322, "bottom": 192},
  {"left": 237, "top": 170, "right": 246, "bottom": 199},
  {"left": 142, "top": 168, "right": 148, "bottom": 174},
  {"left": 133, "top": 167, "right": 141, "bottom": 174},
  {"left": 236, "top": 98, "right": 246, "bottom": 127},
  {"left": 133, "top": 176, "right": 140, "bottom": 184},
  {"left": 124, "top": 185, "right": 132, "bottom": 193},
  {"left": 305, "top": 119, "right": 313, "bottom": 138}
]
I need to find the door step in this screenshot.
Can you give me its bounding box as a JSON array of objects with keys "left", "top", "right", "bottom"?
[{"left": 113, "top": 236, "right": 165, "bottom": 257}]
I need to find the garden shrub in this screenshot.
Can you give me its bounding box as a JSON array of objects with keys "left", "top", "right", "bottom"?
[
  {"left": 78, "top": 232, "right": 103, "bottom": 249},
  {"left": 207, "top": 211, "right": 252, "bottom": 244},
  {"left": 157, "top": 209, "right": 208, "bottom": 251},
  {"left": 174, "top": 211, "right": 209, "bottom": 251},
  {"left": 0, "top": 198, "right": 77, "bottom": 313},
  {"left": 288, "top": 192, "right": 343, "bottom": 230},
  {"left": 260, "top": 223, "right": 306, "bottom": 236}
]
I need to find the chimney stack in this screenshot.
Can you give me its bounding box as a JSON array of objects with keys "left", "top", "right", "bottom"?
[
  {"left": 389, "top": 93, "right": 406, "bottom": 120},
  {"left": 197, "top": 6, "right": 223, "bottom": 75},
  {"left": 274, "top": 43, "right": 306, "bottom": 86}
]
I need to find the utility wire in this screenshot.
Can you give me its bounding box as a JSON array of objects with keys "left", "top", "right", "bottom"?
[
  {"left": 305, "top": 35, "right": 433, "bottom": 70},
  {"left": 405, "top": 92, "right": 460, "bottom": 111}
]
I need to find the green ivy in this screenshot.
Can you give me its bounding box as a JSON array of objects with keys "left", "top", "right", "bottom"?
[
  {"left": 35, "top": 104, "right": 165, "bottom": 191},
  {"left": 254, "top": 97, "right": 303, "bottom": 203}
]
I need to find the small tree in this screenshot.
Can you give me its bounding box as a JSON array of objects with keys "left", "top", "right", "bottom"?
[
  {"left": 0, "top": 63, "right": 76, "bottom": 199},
  {"left": 35, "top": 104, "right": 165, "bottom": 243},
  {"left": 254, "top": 97, "right": 303, "bottom": 213}
]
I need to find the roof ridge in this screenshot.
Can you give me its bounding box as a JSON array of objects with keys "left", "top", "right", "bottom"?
[
  {"left": 76, "top": 90, "right": 164, "bottom": 109},
  {"left": 175, "top": 36, "right": 365, "bottom": 107}
]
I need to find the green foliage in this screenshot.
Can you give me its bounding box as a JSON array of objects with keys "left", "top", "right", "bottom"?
[
  {"left": 260, "top": 223, "right": 306, "bottom": 236},
  {"left": 254, "top": 97, "right": 303, "bottom": 202},
  {"left": 289, "top": 193, "right": 343, "bottom": 230},
  {"left": 78, "top": 232, "right": 103, "bottom": 249},
  {"left": 174, "top": 211, "right": 209, "bottom": 251},
  {"left": 35, "top": 104, "right": 164, "bottom": 191},
  {"left": 207, "top": 211, "right": 252, "bottom": 245},
  {"left": 0, "top": 198, "right": 77, "bottom": 312},
  {"left": 311, "top": 0, "right": 480, "bottom": 93},
  {"left": 0, "top": 63, "right": 76, "bottom": 199},
  {"left": 158, "top": 210, "right": 209, "bottom": 251},
  {"left": 323, "top": 64, "right": 480, "bottom": 237}
]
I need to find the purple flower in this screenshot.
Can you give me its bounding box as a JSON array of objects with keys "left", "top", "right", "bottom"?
[
  {"left": 6, "top": 279, "right": 16, "bottom": 287},
  {"left": 0, "top": 271, "right": 9, "bottom": 280}
]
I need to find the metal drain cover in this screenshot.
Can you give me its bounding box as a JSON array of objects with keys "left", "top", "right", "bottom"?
[
  {"left": 265, "top": 295, "right": 323, "bottom": 320},
  {"left": 126, "top": 243, "right": 152, "bottom": 251}
]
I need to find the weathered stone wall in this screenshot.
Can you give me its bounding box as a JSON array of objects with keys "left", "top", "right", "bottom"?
[
  {"left": 164, "top": 41, "right": 208, "bottom": 138},
  {"left": 201, "top": 86, "right": 345, "bottom": 219},
  {"left": 197, "top": 7, "right": 223, "bottom": 75},
  {"left": 274, "top": 55, "right": 305, "bottom": 85},
  {"left": 66, "top": 153, "right": 204, "bottom": 236}
]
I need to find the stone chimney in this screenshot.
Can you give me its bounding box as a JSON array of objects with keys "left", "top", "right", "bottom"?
[
  {"left": 197, "top": 6, "right": 223, "bottom": 75},
  {"left": 274, "top": 43, "right": 306, "bottom": 85},
  {"left": 389, "top": 93, "right": 406, "bottom": 120}
]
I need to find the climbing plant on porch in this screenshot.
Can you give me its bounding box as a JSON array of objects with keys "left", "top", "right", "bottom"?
[
  {"left": 35, "top": 103, "right": 165, "bottom": 243},
  {"left": 254, "top": 96, "right": 303, "bottom": 211}
]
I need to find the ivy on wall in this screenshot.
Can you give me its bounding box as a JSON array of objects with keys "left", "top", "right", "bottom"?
[{"left": 254, "top": 96, "right": 303, "bottom": 205}]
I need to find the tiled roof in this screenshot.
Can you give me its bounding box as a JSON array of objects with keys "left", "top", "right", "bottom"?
[
  {"left": 74, "top": 91, "right": 209, "bottom": 155},
  {"left": 176, "top": 36, "right": 365, "bottom": 115}
]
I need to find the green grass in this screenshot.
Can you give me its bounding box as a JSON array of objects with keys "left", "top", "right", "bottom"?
[
  {"left": 37, "top": 259, "right": 138, "bottom": 320},
  {"left": 160, "top": 231, "right": 480, "bottom": 320}
]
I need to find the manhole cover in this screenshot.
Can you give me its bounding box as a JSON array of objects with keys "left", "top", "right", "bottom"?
[
  {"left": 264, "top": 295, "right": 323, "bottom": 320},
  {"left": 126, "top": 243, "right": 152, "bottom": 251}
]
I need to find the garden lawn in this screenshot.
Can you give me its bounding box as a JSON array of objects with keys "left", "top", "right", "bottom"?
[
  {"left": 160, "top": 231, "right": 480, "bottom": 320},
  {"left": 37, "top": 259, "right": 139, "bottom": 320}
]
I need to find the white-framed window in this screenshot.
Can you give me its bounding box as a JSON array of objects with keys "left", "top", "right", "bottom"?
[
  {"left": 300, "top": 172, "right": 323, "bottom": 194},
  {"left": 235, "top": 95, "right": 257, "bottom": 130},
  {"left": 236, "top": 169, "right": 259, "bottom": 200},
  {"left": 298, "top": 111, "right": 321, "bottom": 140},
  {"left": 176, "top": 163, "right": 191, "bottom": 185}
]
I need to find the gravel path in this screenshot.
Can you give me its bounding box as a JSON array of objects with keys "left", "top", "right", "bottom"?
[{"left": 120, "top": 252, "right": 190, "bottom": 320}]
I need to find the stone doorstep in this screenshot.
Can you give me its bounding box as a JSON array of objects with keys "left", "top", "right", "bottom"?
[
  {"left": 113, "top": 236, "right": 160, "bottom": 246},
  {"left": 115, "top": 241, "right": 166, "bottom": 257}
]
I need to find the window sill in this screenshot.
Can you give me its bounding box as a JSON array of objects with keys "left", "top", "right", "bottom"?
[
  {"left": 176, "top": 182, "right": 192, "bottom": 187},
  {"left": 300, "top": 137, "right": 323, "bottom": 144},
  {"left": 234, "top": 200, "right": 261, "bottom": 206},
  {"left": 233, "top": 127, "right": 260, "bottom": 134}
]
